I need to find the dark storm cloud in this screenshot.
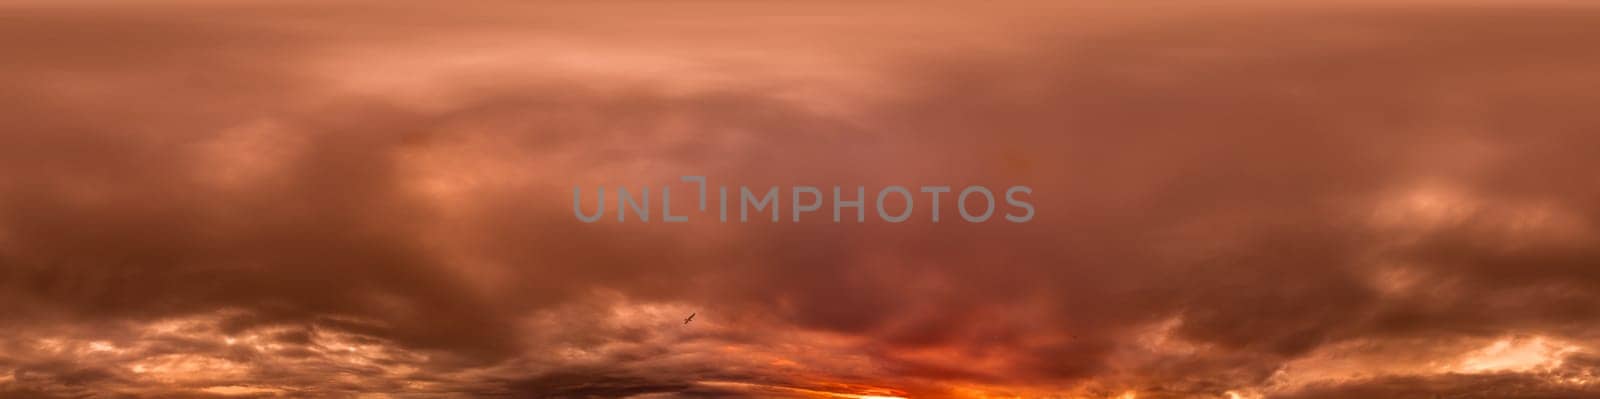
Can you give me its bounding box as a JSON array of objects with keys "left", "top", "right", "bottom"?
[{"left": 2, "top": 1, "right": 1599, "bottom": 398}]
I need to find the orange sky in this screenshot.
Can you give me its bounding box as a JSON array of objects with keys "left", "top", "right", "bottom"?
[{"left": 2, "top": 1, "right": 1600, "bottom": 398}]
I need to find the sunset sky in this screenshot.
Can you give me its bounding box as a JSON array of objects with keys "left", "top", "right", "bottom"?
[{"left": 3, "top": 1, "right": 1600, "bottom": 398}]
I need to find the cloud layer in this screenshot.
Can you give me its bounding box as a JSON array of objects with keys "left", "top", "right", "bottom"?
[{"left": 2, "top": 1, "right": 1599, "bottom": 398}]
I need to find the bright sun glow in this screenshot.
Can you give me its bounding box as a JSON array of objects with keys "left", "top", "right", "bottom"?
[{"left": 1454, "top": 336, "right": 1579, "bottom": 373}]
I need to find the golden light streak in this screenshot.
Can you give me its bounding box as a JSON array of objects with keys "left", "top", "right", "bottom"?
[{"left": 697, "top": 381, "right": 907, "bottom": 399}]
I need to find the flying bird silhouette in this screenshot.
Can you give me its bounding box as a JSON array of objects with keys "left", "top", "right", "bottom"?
[{"left": 683, "top": 313, "right": 695, "bottom": 325}]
